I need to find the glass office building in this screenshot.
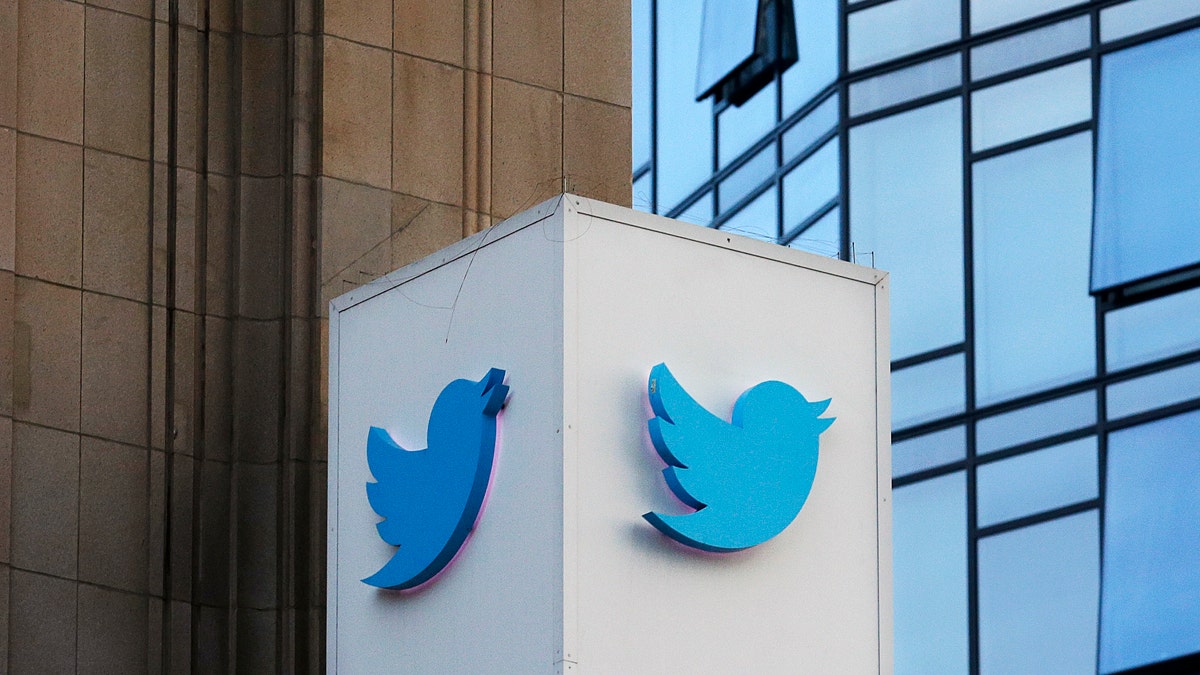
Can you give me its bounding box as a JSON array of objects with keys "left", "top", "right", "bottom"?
[{"left": 633, "top": 1, "right": 1200, "bottom": 672}]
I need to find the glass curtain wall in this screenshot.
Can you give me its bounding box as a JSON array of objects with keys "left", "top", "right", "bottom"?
[{"left": 634, "top": 1, "right": 1200, "bottom": 673}]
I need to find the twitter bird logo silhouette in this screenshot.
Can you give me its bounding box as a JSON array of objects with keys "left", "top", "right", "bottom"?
[
  {"left": 363, "top": 368, "right": 509, "bottom": 590},
  {"left": 643, "top": 363, "right": 834, "bottom": 552}
]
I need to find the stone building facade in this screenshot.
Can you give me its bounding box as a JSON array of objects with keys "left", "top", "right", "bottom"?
[{"left": 0, "top": 0, "right": 630, "bottom": 669}]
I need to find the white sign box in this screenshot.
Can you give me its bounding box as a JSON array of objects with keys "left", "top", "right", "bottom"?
[{"left": 328, "top": 195, "right": 891, "bottom": 673}]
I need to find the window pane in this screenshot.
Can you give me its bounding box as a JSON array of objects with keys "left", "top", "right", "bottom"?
[
  {"left": 976, "top": 437, "right": 1097, "bottom": 527},
  {"left": 850, "top": 99, "right": 964, "bottom": 360},
  {"left": 893, "top": 354, "right": 966, "bottom": 430},
  {"left": 1102, "top": 409, "right": 1200, "bottom": 673},
  {"left": 782, "top": 94, "right": 838, "bottom": 164},
  {"left": 1106, "top": 360, "right": 1200, "bottom": 420},
  {"left": 718, "top": 186, "right": 777, "bottom": 242},
  {"left": 893, "top": 426, "right": 966, "bottom": 478},
  {"left": 695, "top": 0, "right": 760, "bottom": 98},
  {"left": 1101, "top": 0, "right": 1200, "bottom": 43},
  {"left": 633, "top": 0, "right": 652, "bottom": 169},
  {"left": 971, "top": 15, "right": 1091, "bottom": 81},
  {"left": 971, "top": 0, "right": 1084, "bottom": 34},
  {"left": 973, "top": 133, "right": 1095, "bottom": 405},
  {"left": 633, "top": 171, "right": 652, "bottom": 212},
  {"left": 786, "top": 204, "right": 840, "bottom": 258},
  {"left": 782, "top": 0, "right": 839, "bottom": 116},
  {"left": 718, "top": 81, "right": 778, "bottom": 167},
  {"left": 850, "top": 53, "right": 961, "bottom": 117},
  {"left": 978, "top": 512, "right": 1100, "bottom": 675},
  {"left": 971, "top": 61, "right": 1091, "bottom": 152},
  {"left": 1106, "top": 286, "right": 1200, "bottom": 371},
  {"left": 1092, "top": 27, "right": 1200, "bottom": 291},
  {"left": 977, "top": 391, "right": 1096, "bottom": 454},
  {"left": 782, "top": 138, "right": 838, "bottom": 231},
  {"left": 719, "top": 144, "right": 775, "bottom": 211},
  {"left": 657, "top": 0, "right": 714, "bottom": 211},
  {"left": 894, "top": 472, "right": 969, "bottom": 675},
  {"left": 848, "top": 0, "right": 961, "bottom": 71},
  {"left": 676, "top": 191, "right": 714, "bottom": 227}
]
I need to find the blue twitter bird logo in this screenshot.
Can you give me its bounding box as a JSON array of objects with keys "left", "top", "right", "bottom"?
[
  {"left": 363, "top": 368, "right": 509, "bottom": 590},
  {"left": 643, "top": 363, "right": 835, "bottom": 553}
]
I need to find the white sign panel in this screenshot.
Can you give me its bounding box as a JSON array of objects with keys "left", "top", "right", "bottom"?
[{"left": 328, "top": 195, "right": 891, "bottom": 673}]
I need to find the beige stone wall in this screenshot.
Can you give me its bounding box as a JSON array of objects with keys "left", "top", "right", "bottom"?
[
  {"left": 319, "top": 0, "right": 632, "bottom": 305},
  {"left": 0, "top": 0, "right": 629, "bottom": 671}
]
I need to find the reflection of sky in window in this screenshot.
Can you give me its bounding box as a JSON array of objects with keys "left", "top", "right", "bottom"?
[
  {"left": 633, "top": 0, "right": 652, "bottom": 170},
  {"left": 892, "top": 354, "right": 965, "bottom": 430},
  {"left": 848, "top": 0, "right": 960, "bottom": 71},
  {"left": 782, "top": 138, "right": 838, "bottom": 230},
  {"left": 718, "top": 187, "right": 777, "bottom": 242},
  {"left": 656, "top": 0, "right": 714, "bottom": 212},
  {"left": 976, "top": 391, "right": 1096, "bottom": 455},
  {"left": 1092, "top": 27, "right": 1200, "bottom": 291},
  {"left": 971, "top": 15, "right": 1090, "bottom": 81},
  {"left": 1106, "top": 360, "right": 1200, "bottom": 420},
  {"left": 976, "top": 437, "right": 1098, "bottom": 527},
  {"left": 1105, "top": 286, "right": 1200, "bottom": 371},
  {"left": 850, "top": 53, "right": 960, "bottom": 117},
  {"left": 718, "top": 81, "right": 778, "bottom": 167},
  {"left": 782, "top": 94, "right": 838, "bottom": 162},
  {"left": 782, "top": 0, "right": 839, "bottom": 115},
  {"left": 849, "top": 98, "right": 964, "bottom": 361},
  {"left": 978, "top": 511, "right": 1099, "bottom": 674},
  {"left": 894, "top": 472, "right": 969, "bottom": 675},
  {"left": 971, "top": 0, "right": 1082, "bottom": 34},
  {"left": 892, "top": 426, "right": 965, "bottom": 478},
  {"left": 1101, "top": 0, "right": 1200, "bottom": 42},
  {"left": 972, "top": 133, "right": 1095, "bottom": 405},
  {"left": 971, "top": 61, "right": 1091, "bottom": 151},
  {"left": 695, "top": 0, "right": 760, "bottom": 98},
  {"left": 1102, "top": 409, "right": 1200, "bottom": 673},
  {"left": 719, "top": 144, "right": 775, "bottom": 209},
  {"left": 786, "top": 204, "right": 840, "bottom": 257}
]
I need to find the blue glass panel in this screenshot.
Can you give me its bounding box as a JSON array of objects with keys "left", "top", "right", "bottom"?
[
  {"left": 677, "top": 190, "right": 714, "bottom": 228},
  {"left": 978, "top": 512, "right": 1100, "bottom": 675},
  {"left": 848, "top": 0, "right": 960, "bottom": 71},
  {"left": 971, "top": 0, "right": 1084, "bottom": 34},
  {"left": 695, "top": 0, "right": 760, "bottom": 98},
  {"left": 718, "top": 144, "right": 775, "bottom": 212},
  {"left": 973, "top": 133, "right": 1095, "bottom": 405},
  {"left": 849, "top": 98, "right": 964, "bottom": 360},
  {"left": 782, "top": 94, "right": 838, "bottom": 164},
  {"left": 976, "top": 437, "right": 1097, "bottom": 527},
  {"left": 893, "top": 354, "right": 966, "bottom": 430},
  {"left": 893, "top": 426, "right": 966, "bottom": 478},
  {"left": 849, "top": 53, "right": 961, "bottom": 117},
  {"left": 1106, "top": 286, "right": 1200, "bottom": 371},
  {"left": 718, "top": 81, "right": 778, "bottom": 167},
  {"left": 1102, "top": 409, "right": 1200, "bottom": 673},
  {"left": 1106, "top": 360, "right": 1200, "bottom": 420},
  {"left": 781, "top": 0, "right": 839, "bottom": 116},
  {"left": 976, "top": 391, "right": 1096, "bottom": 454},
  {"left": 971, "top": 15, "right": 1091, "bottom": 81},
  {"left": 786, "top": 204, "right": 840, "bottom": 258},
  {"left": 1093, "top": 27, "right": 1200, "bottom": 291},
  {"left": 1101, "top": 0, "right": 1200, "bottom": 42},
  {"left": 719, "top": 187, "right": 777, "bottom": 242},
  {"left": 782, "top": 138, "right": 838, "bottom": 231},
  {"left": 971, "top": 61, "right": 1091, "bottom": 152},
  {"left": 633, "top": 0, "right": 652, "bottom": 170},
  {"left": 894, "top": 472, "right": 969, "bottom": 675},
  {"left": 633, "top": 172, "right": 652, "bottom": 212},
  {"left": 656, "top": 0, "right": 715, "bottom": 212}
]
